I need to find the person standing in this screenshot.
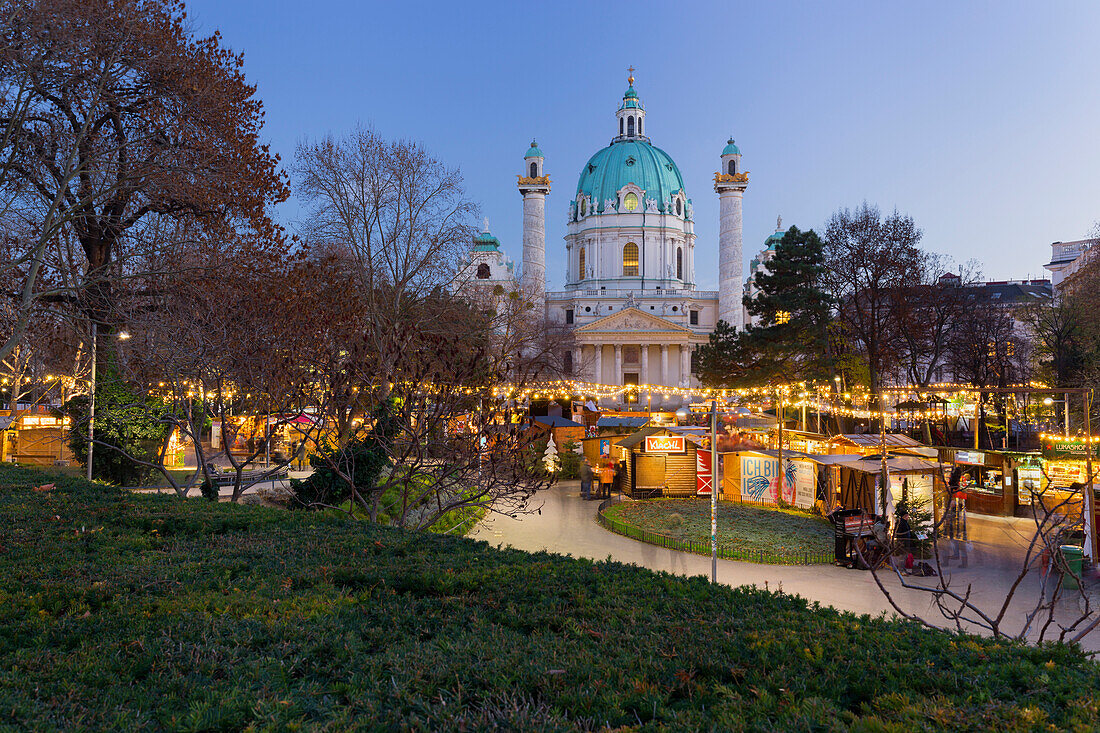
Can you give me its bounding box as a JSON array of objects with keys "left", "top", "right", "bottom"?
[
  {"left": 579, "top": 458, "right": 594, "bottom": 500},
  {"left": 895, "top": 508, "right": 916, "bottom": 574},
  {"left": 599, "top": 459, "right": 615, "bottom": 499}
]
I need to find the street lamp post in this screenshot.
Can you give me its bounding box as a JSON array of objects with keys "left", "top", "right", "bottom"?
[
  {"left": 1043, "top": 395, "right": 1069, "bottom": 436},
  {"left": 87, "top": 323, "right": 97, "bottom": 481},
  {"left": 710, "top": 398, "right": 718, "bottom": 583}
]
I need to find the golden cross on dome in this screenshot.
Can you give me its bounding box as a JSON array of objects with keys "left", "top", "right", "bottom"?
[{"left": 627, "top": 66, "right": 635, "bottom": 85}]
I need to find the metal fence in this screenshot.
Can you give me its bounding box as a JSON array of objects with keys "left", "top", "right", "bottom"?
[{"left": 596, "top": 499, "right": 833, "bottom": 566}]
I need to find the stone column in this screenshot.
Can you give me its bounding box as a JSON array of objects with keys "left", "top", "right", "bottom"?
[
  {"left": 715, "top": 166, "right": 748, "bottom": 329},
  {"left": 593, "top": 344, "right": 602, "bottom": 383},
  {"left": 660, "top": 344, "right": 669, "bottom": 385},
  {"left": 614, "top": 344, "right": 623, "bottom": 385},
  {"left": 521, "top": 191, "right": 546, "bottom": 300},
  {"left": 640, "top": 344, "right": 649, "bottom": 385},
  {"left": 680, "top": 344, "right": 690, "bottom": 386}
]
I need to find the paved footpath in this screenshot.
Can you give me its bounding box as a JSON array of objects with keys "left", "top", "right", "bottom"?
[{"left": 471, "top": 481, "right": 1100, "bottom": 651}]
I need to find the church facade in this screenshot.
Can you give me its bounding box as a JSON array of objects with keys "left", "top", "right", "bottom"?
[{"left": 467, "top": 74, "right": 750, "bottom": 399}]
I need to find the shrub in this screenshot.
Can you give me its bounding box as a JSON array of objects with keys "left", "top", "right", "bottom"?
[
  {"left": 60, "top": 372, "right": 169, "bottom": 486},
  {"left": 291, "top": 400, "right": 399, "bottom": 509},
  {"left": 0, "top": 463, "right": 1097, "bottom": 730}
]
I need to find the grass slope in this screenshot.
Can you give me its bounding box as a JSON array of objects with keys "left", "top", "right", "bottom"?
[
  {"left": 604, "top": 498, "right": 834, "bottom": 562},
  {"left": 0, "top": 465, "right": 1097, "bottom": 731}
]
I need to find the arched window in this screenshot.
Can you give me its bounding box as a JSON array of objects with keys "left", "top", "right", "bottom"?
[
  {"left": 579, "top": 198, "right": 586, "bottom": 217},
  {"left": 675, "top": 198, "right": 682, "bottom": 216},
  {"left": 676, "top": 247, "right": 683, "bottom": 280},
  {"left": 578, "top": 246, "right": 586, "bottom": 280},
  {"left": 627, "top": 116, "right": 635, "bottom": 136},
  {"left": 619, "top": 117, "right": 624, "bottom": 135},
  {"left": 476, "top": 263, "right": 490, "bottom": 279},
  {"left": 563, "top": 350, "right": 573, "bottom": 375},
  {"left": 530, "top": 162, "right": 538, "bottom": 178},
  {"left": 623, "top": 192, "right": 639, "bottom": 211},
  {"left": 623, "top": 242, "right": 639, "bottom": 276},
  {"left": 639, "top": 117, "right": 643, "bottom": 135},
  {"left": 728, "top": 160, "right": 736, "bottom": 176}
]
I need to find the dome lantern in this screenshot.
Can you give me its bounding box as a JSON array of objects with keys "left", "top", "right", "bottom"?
[{"left": 614, "top": 67, "right": 647, "bottom": 142}]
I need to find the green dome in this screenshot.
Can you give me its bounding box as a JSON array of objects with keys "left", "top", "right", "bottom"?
[
  {"left": 525, "top": 140, "right": 543, "bottom": 158},
  {"left": 473, "top": 230, "right": 500, "bottom": 251},
  {"left": 765, "top": 230, "right": 784, "bottom": 250},
  {"left": 722, "top": 138, "right": 741, "bottom": 156},
  {"left": 576, "top": 139, "right": 685, "bottom": 212}
]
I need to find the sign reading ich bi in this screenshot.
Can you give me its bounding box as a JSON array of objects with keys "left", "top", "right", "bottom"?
[{"left": 645, "top": 435, "right": 685, "bottom": 453}]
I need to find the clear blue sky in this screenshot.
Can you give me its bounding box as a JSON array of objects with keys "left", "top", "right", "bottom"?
[{"left": 185, "top": 0, "right": 1100, "bottom": 289}]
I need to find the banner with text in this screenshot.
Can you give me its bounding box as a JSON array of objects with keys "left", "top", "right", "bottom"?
[{"left": 739, "top": 454, "right": 815, "bottom": 508}]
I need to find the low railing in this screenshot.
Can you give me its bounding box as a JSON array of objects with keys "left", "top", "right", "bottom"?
[{"left": 596, "top": 500, "right": 833, "bottom": 566}]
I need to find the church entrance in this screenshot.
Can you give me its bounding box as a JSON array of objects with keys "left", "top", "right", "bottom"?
[{"left": 623, "top": 372, "right": 639, "bottom": 403}]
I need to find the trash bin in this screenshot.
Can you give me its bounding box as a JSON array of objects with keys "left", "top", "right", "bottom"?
[{"left": 1060, "top": 545, "right": 1084, "bottom": 590}]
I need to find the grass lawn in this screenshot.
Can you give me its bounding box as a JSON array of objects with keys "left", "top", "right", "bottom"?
[
  {"left": 0, "top": 464, "right": 1098, "bottom": 730},
  {"left": 16, "top": 462, "right": 196, "bottom": 488},
  {"left": 604, "top": 498, "right": 835, "bottom": 563}
]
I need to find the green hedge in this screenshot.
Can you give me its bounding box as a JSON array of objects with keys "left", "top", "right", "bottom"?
[{"left": 0, "top": 464, "right": 1097, "bottom": 730}]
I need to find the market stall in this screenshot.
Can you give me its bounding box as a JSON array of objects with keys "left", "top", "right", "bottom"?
[
  {"left": 767, "top": 429, "right": 829, "bottom": 454},
  {"left": 720, "top": 449, "right": 818, "bottom": 509},
  {"left": 617, "top": 426, "right": 707, "bottom": 498},
  {"left": 580, "top": 433, "right": 631, "bottom": 465},
  {"left": 6, "top": 412, "right": 73, "bottom": 466},
  {"left": 1031, "top": 437, "right": 1100, "bottom": 534},
  {"left": 835, "top": 454, "right": 945, "bottom": 518},
  {"left": 936, "top": 448, "right": 1017, "bottom": 516}
]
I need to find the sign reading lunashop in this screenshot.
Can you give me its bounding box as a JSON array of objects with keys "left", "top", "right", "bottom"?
[
  {"left": 1042, "top": 439, "right": 1100, "bottom": 460},
  {"left": 645, "top": 435, "right": 685, "bottom": 453}
]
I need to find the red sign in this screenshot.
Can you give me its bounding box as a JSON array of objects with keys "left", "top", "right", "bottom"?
[
  {"left": 696, "top": 449, "right": 712, "bottom": 495},
  {"left": 645, "top": 435, "right": 685, "bottom": 453}
]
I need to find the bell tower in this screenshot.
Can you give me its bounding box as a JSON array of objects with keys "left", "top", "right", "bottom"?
[
  {"left": 519, "top": 139, "right": 550, "bottom": 301},
  {"left": 715, "top": 138, "right": 748, "bottom": 328}
]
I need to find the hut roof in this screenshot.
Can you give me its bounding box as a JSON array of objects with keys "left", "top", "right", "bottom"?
[
  {"left": 532, "top": 416, "right": 583, "bottom": 428},
  {"left": 829, "top": 433, "right": 925, "bottom": 449}
]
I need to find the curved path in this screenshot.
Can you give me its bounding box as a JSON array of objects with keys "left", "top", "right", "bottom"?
[{"left": 471, "top": 481, "right": 1100, "bottom": 650}]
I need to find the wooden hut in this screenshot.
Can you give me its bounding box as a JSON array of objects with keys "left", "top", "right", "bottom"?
[{"left": 617, "top": 426, "right": 707, "bottom": 498}]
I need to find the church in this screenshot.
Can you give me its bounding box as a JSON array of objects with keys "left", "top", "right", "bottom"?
[{"left": 464, "top": 73, "right": 750, "bottom": 401}]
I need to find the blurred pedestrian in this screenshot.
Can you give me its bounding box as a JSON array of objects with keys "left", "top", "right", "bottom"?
[{"left": 579, "top": 458, "right": 594, "bottom": 500}]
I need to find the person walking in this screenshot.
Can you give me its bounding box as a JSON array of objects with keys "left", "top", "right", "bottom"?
[
  {"left": 945, "top": 491, "right": 969, "bottom": 568},
  {"left": 579, "top": 458, "right": 594, "bottom": 500}
]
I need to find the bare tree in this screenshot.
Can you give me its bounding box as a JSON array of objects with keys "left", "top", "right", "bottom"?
[
  {"left": 292, "top": 127, "right": 556, "bottom": 526},
  {"left": 823, "top": 203, "right": 925, "bottom": 405},
  {"left": 861, "top": 461, "right": 1100, "bottom": 648}
]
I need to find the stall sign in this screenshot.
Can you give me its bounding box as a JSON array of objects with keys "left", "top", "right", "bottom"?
[
  {"left": 1042, "top": 439, "right": 1100, "bottom": 460},
  {"left": 955, "top": 450, "right": 985, "bottom": 466},
  {"left": 20, "top": 416, "right": 62, "bottom": 427},
  {"left": 599, "top": 438, "right": 611, "bottom": 456},
  {"left": 645, "top": 435, "right": 685, "bottom": 453},
  {"left": 1047, "top": 462, "right": 1086, "bottom": 486},
  {"left": 792, "top": 459, "right": 816, "bottom": 508},
  {"left": 696, "top": 449, "right": 712, "bottom": 495},
  {"left": 739, "top": 455, "right": 815, "bottom": 508}
]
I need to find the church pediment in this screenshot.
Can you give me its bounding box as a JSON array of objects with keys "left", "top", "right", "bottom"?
[{"left": 575, "top": 307, "right": 693, "bottom": 334}]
